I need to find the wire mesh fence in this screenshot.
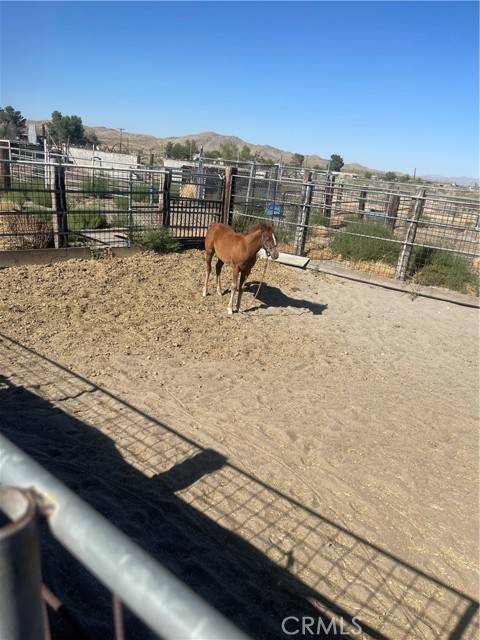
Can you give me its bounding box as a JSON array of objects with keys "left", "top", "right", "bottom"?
[
  {"left": 0, "top": 159, "right": 227, "bottom": 250},
  {"left": 1, "top": 157, "right": 479, "bottom": 294},
  {"left": 231, "top": 172, "right": 480, "bottom": 295},
  {"left": 0, "top": 159, "right": 168, "bottom": 250}
]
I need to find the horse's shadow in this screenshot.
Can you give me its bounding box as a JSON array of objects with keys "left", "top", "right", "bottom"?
[{"left": 244, "top": 282, "right": 328, "bottom": 315}]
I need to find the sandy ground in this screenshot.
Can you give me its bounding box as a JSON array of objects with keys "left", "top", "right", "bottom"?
[{"left": 0, "top": 250, "right": 478, "bottom": 639}]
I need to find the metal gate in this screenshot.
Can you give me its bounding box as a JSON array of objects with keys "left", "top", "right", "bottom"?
[{"left": 164, "top": 169, "right": 225, "bottom": 241}]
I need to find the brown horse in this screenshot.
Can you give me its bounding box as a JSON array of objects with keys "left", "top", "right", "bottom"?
[{"left": 203, "top": 222, "right": 279, "bottom": 314}]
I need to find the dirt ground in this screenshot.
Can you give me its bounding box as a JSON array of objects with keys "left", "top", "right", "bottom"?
[{"left": 0, "top": 249, "right": 478, "bottom": 639}]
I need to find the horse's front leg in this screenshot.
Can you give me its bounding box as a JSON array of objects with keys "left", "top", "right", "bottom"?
[
  {"left": 236, "top": 270, "right": 247, "bottom": 312},
  {"left": 227, "top": 266, "right": 239, "bottom": 315}
]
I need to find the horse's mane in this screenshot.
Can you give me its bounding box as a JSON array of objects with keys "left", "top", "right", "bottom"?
[{"left": 244, "top": 222, "right": 273, "bottom": 235}]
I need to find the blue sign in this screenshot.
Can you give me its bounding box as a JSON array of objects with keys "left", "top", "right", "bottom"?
[{"left": 266, "top": 201, "right": 284, "bottom": 217}]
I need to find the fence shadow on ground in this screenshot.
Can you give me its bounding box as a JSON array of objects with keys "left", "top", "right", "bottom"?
[{"left": 0, "top": 333, "right": 478, "bottom": 640}]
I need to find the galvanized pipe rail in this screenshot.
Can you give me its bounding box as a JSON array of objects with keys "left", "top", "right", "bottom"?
[{"left": 0, "top": 433, "right": 250, "bottom": 640}]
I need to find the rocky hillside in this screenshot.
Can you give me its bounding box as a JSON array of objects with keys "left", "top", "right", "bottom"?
[{"left": 84, "top": 125, "right": 375, "bottom": 173}]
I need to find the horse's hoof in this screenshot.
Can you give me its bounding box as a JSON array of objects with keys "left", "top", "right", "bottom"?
[
  {"left": 227, "top": 308, "right": 233, "bottom": 316},
  {"left": 202, "top": 290, "right": 207, "bottom": 298}
]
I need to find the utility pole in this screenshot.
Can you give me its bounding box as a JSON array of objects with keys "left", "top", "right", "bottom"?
[{"left": 119, "top": 128, "right": 124, "bottom": 153}]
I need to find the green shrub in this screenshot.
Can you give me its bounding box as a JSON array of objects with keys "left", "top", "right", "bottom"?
[
  {"left": 309, "top": 211, "right": 331, "bottom": 227},
  {"left": 115, "top": 196, "right": 129, "bottom": 211},
  {"left": 131, "top": 181, "right": 149, "bottom": 202},
  {"left": 135, "top": 227, "right": 180, "bottom": 253},
  {"left": 109, "top": 214, "right": 130, "bottom": 228},
  {"left": 10, "top": 179, "right": 52, "bottom": 208},
  {"left": 331, "top": 221, "right": 400, "bottom": 264},
  {"left": 414, "top": 250, "right": 479, "bottom": 294},
  {"left": 69, "top": 211, "right": 108, "bottom": 231},
  {"left": 80, "top": 175, "right": 110, "bottom": 197},
  {"left": 274, "top": 222, "right": 295, "bottom": 245}
]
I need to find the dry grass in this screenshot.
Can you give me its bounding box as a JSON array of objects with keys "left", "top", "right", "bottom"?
[
  {"left": 180, "top": 183, "right": 197, "bottom": 198},
  {"left": 0, "top": 200, "right": 54, "bottom": 250}
]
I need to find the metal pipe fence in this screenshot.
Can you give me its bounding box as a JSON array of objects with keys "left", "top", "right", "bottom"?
[
  {"left": 231, "top": 172, "right": 480, "bottom": 294},
  {"left": 0, "top": 159, "right": 226, "bottom": 249},
  {"left": 0, "top": 434, "right": 250, "bottom": 640},
  {"left": 1, "top": 156, "right": 478, "bottom": 293},
  {"left": 0, "top": 159, "right": 173, "bottom": 249}
]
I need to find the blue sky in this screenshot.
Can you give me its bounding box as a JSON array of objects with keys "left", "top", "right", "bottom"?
[{"left": 0, "top": 1, "right": 478, "bottom": 176}]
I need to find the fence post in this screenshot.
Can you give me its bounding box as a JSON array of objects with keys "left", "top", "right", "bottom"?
[
  {"left": 324, "top": 173, "right": 336, "bottom": 222},
  {"left": 358, "top": 189, "right": 367, "bottom": 219},
  {"left": 0, "top": 486, "right": 45, "bottom": 640},
  {"left": 223, "top": 166, "right": 237, "bottom": 225},
  {"left": 395, "top": 189, "right": 426, "bottom": 280},
  {"left": 51, "top": 159, "right": 68, "bottom": 248},
  {"left": 127, "top": 171, "right": 133, "bottom": 246},
  {"left": 293, "top": 171, "right": 313, "bottom": 256},
  {"left": 245, "top": 161, "right": 256, "bottom": 215},
  {"left": 0, "top": 147, "right": 11, "bottom": 191},
  {"left": 385, "top": 193, "right": 400, "bottom": 229},
  {"left": 334, "top": 180, "right": 344, "bottom": 217},
  {"left": 162, "top": 170, "right": 172, "bottom": 228}
]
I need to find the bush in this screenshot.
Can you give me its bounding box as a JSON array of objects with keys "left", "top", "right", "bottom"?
[
  {"left": 80, "top": 175, "right": 110, "bottom": 197},
  {"left": 116, "top": 196, "right": 129, "bottom": 211},
  {"left": 135, "top": 227, "right": 180, "bottom": 253},
  {"left": 414, "top": 250, "right": 479, "bottom": 294},
  {"left": 109, "top": 214, "right": 130, "bottom": 228},
  {"left": 331, "top": 221, "right": 400, "bottom": 265},
  {"left": 10, "top": 179, "right": 52, "bottom": 208},
  {"left": 131, "top": 182, "right": 150, "bottom": 202},
  {"left": 0, "top": 211, "right": 54, "bottom": 249},
  {"left": 69, "top": 211, "right": 108, "bottom": 231}
]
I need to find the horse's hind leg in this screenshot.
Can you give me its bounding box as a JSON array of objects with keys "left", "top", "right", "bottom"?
[
  {"left": 215, "top": 259, "right": 224, "bottom": 295},
  {"left": 203, "top": 250, "right": 213, "bottom": 297},
  {"left": 227, "top": 265, "right": 239, "bottom": 315}
]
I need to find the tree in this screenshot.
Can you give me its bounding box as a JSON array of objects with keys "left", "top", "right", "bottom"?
[
  {"left": 84, "top": 129, "right": 99, "bottom": 146},
  {"left": 363, "top": 171, "right": 372, "bottom": 179},
  {"left": 329, "top": 154, "right": 344, "bottom": 172},
  {"left": 48, "top": 111, "right": 88, "bottom": 145},
  {"left": 218, "top": 142, "right": 239, "bottom": 161},
  {"left": 385, "top": 171, "right": 397, "bottom": 181},
  {"left": 257, "top": 155, "right": 274, "bottom": 165},
  {"left": 291, "top": 153, "right": 305, "bottom": 167},
  {"left": 208, "top": 150, "right": 221, "bottom": 159},
  {"left": 399, "top": 174, "right": 411, "bottom": 183},
  {"left": 164, "top": 139, "right": 198, "bottom": 160},
  {"left": 0, "top": 106, "right": 26, "bottom": 140},
  {"left": 239, "top": 145, "right": 252, "bottom": 161}
]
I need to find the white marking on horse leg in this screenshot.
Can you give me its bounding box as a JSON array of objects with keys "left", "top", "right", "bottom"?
[
  {"left": 227, "top": 272, "right": 238, "bottom": 315},
  {"left": 272, "top": 233, "right": 277, "bottom": 246},
  {"left": 227, "top": 288, "right": 235, "bottom": 315},
  {"left": 216, "top": 273, "right": 222, "bottom": 295}
]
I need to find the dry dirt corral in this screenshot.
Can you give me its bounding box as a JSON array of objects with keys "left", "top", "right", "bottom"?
[{"left": 0, "top": 250, "right": 478, "bottom": 639}]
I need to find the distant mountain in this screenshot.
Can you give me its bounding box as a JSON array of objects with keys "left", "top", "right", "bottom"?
[
  {"left": 82, "top": 125, "right": 377, "bottom": 174},
  {"left": 30, "top": 120, "right": 471, "bottom": 180},
  {"left": 420, "top": 175, "right": 478, "bottom": 186}
]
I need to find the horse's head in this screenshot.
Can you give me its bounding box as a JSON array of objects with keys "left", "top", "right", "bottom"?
[{"left": 261, "top": 224, "right": 279, "bottom": 260}]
